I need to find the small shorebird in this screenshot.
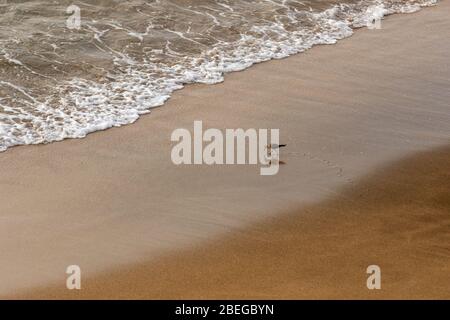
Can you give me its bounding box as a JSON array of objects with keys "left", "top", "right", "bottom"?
[
  {"left": 266, "top": 144, "right": 287, "bottom": 165},
  {"left": 267, "top": 144, "right": 287, "bottom": 150}
]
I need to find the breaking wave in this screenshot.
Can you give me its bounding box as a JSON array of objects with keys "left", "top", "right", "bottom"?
[{"left": 0, "top": 0, "right": 438, "bottom": 151}]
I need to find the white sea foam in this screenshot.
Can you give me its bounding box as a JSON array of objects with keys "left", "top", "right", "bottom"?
[{"left": 0, "top": 0, "right": 438, "bottom": 152}]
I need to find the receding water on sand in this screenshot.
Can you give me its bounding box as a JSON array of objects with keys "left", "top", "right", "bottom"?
[{"left": 0, "top": 0, "right": 438, "bottom": 152}]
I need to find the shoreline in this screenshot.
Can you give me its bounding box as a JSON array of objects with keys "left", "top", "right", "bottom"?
[
  {"left": 1, "top": 2, "right": 450, "bottom": 298},
  {"left": 0, "top": 1, "right": 438, "bottom": 154}
]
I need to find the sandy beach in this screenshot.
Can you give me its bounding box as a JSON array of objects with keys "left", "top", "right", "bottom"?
[
  {"left": 21, "top": 146, "right": 450, "bottom": 299},
  {"left": 1, "top": 1, "right": 449, "bottom": 299}
]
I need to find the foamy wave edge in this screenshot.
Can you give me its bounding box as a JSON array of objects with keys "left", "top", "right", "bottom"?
[{"left": 0, "top": 0, "right": 438, "bottom": 152}]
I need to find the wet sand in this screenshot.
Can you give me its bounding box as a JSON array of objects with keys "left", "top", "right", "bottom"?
[
  {"left": 21, "top": 146, "right": 450, "bottom": 299},
  {"left": 1, "top": 2, "right": 450, "bottom": 298}
]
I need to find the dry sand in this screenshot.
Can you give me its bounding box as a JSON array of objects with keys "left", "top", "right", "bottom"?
[{"left": 1, "top": 2, "right": 450, "bottom": 298}]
